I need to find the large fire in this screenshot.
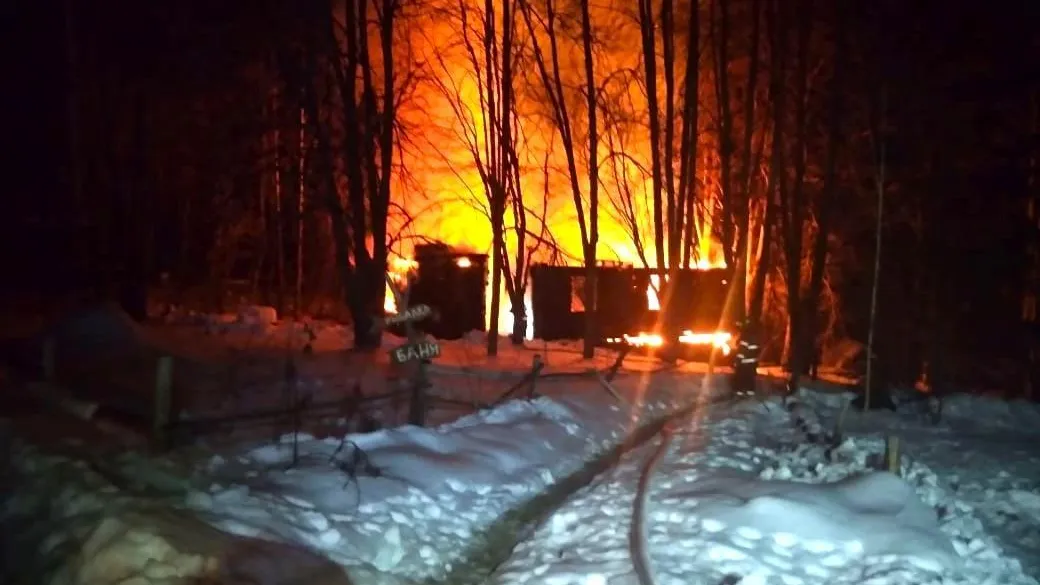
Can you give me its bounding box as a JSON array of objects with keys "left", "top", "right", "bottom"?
[{"left": 378, "top": 0, "right": 730, "bottom": 347}]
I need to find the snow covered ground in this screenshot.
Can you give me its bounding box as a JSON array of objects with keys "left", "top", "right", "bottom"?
[
  {"left": 3, "top": 306, "right": 1039, "bottom": 585},
  {"left": 2, "top": 305, "right": 715, "bottom": 584},
  {"left": 3, "top": 376, "right": 705, "bottom": 585},
  {"left": 492, "top": 390, "right": 1040, "bottom": 585}
]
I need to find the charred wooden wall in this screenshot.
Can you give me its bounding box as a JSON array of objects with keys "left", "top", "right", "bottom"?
[
  {"left": 530, "top": 264, "right": 731, "bottom": 342},
  {"left": 408, "top": 243, "right": 487, "bottom": 340},
  {"left": 530, "top": 265, "right": 644, "bottom": 341}
]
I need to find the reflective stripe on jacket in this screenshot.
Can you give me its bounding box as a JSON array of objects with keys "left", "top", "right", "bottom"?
[{"left": 734, "top": 337, "right": 760, "bottom": 367}]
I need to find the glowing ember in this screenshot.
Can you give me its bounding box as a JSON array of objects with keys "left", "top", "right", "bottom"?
[{"left": 456, "top": 257, "right": 472, "bottom": 268}]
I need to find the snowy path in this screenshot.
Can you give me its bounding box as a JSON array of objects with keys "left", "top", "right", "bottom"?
[{"left": 491, "top": 394, "right": 1040, "bottom": 585}]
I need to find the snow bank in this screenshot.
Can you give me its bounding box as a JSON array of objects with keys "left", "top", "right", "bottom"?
[
  {"left": 1, "top": 443, "right": 212, "bottom": 585},
  {"left": 669, "top": 470, "right": 956, "bottom": 573},
  {"left": 237, "top": 305, "right": 279, "bottom": 327},
  {"left": 0, "top": 443, "right": 398, "bottom": 585},
  {"left": 752, "top": 394, "right": 1040, "bottom": 584},
  {"left": 4, "top": 378, "right": 697, "bottom": 585},
  {"left": 492, "top": 393, "right": 1038, "bottom": 585},
  {"left": 939, "top": 393, "right": 1040, "bottom": 431},
  {"left": 182, "top": 395, "right": 662, "bottom": 580}
]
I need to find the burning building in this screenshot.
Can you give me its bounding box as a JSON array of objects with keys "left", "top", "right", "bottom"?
[
  {"left": 396, "top": 243, "right": 489, "bottom": 340},
  {"left": 388, "top": 243, "right": 733, "bottom": 357},
  {"left": 531, "top": 263, "right": 733, "bottom": 356}
]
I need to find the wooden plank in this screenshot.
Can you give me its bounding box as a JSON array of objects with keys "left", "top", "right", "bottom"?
[
  {"left": 388, "top": 341, "right": 441, "bottom": 365},
  {"left": 383, "top": 304, "right": 433, "bottom": 326}
]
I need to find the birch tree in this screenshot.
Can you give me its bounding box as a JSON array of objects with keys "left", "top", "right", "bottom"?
[
  {"left": 518, "top": 0, "right": 601, "bottom": 358},
  {"left": 427, "top": 0, "right": 527, "bottom": 354}
]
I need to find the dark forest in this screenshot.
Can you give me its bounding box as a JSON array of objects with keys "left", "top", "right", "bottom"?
[{"left": 5, "top": 0, "right": 1039, "bottom": 395}]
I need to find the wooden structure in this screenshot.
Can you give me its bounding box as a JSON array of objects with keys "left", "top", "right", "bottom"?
[
  {"left": 530, "top": 263, "right": 730, "bottom": 345},
  {"left": 408, "top": 243, "right": 488, "bottom": 339}
]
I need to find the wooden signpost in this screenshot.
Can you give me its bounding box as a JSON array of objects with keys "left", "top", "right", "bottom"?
[
  {"left": 384, "top": 304, "right": 433, "bottom": 327},
  {"left": 379, "top": 277, "right": 439, "bottom": 426}
]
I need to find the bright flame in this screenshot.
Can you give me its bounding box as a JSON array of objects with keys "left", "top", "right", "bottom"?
[
  {"left": 679, "top": 330, "right": 733, "bottom": 355},
  {"left": 647, "top": 275, "right": 663, "bottom": 311},
  {"left": 384, "top": 255, "right": 419, "bottom": 314},
  {"left": 382, "top": 251, "right": 536, "bottom": 339},
  {"left": 499, "top": 286, "right": 535, "bottom": 340},
  {"left": 608, "top": 330, "right": 731, "bottom": 355},
  {"left": 351, "top": 4, "right": 745, "bottom": 339},
  {"left": 623, "top": 332, "right": 665, "bottom": 347},
  {"left": 384, "top": 246, "right": 729, "bottom": 344}
]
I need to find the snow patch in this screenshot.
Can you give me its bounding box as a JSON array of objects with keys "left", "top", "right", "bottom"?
[
  {"left": 237, "top": 305, "right": 279, "bottom": 327},
  {"left": 675, "top": 470, "right": 957, "bottom": 570}
]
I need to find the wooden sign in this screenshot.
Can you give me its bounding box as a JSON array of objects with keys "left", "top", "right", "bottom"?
[
  {"left": 384, "top": 304, "right": 433, "bottom": 326},
  {"left": 389, "top": 340, "right": 442, "bottom": 365}
]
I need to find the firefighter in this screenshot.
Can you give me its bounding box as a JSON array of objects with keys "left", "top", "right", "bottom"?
[{"left": 731, "top": 318, "right": 761, "bottom": 397}]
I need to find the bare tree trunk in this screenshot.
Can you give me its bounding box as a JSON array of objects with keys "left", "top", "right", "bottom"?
[
  {"left": 483, "top": 0, "right": 504, "bottom": 357},
  {"left": 801, "top": 2, "right": 848, "bottom": 377},
  {"left": 491, "top": 0, "right": 518, "bottom": 355},
  {"left": 300, "top": 0, "right": 395, "bottom": 350},
  {"left": 366, "top": 0, "right": 396, "bottom": 348},
  {"left": 639, "top": 0, "right": 665, "bottom": 279},
  {"left": 661, "top": 0, "right": 679, "bottom": 268},
  {"left": 296, "top": 107, "right": 306, "bottom": 316},
  {"left": 65, "top": 0, "right": 83, "bottom": 211},
  {"left": 489, "top": 218, "right": 505, "bottom": 355},
  {"left": 499, "top": 0, "right": 528, "bottom": 347},
  {"left": 297, "top": 0, "right": 362, "bottom": 342},
  {"left": 579, "top": 0, "right": 599, "bottom": 359},
  {"left": 505, "top": 141, "right": 533, "bottom": 344},
  {"left": 430, "top": 0, "right": 522, "bottom": 353},
  {"left": 678, "top": 0, "right": 700, "bottom": 268},
  {"left": 518, "top": 0, "right": 600, "bottom": 358},
  {"left": 780, "top": 0, "right": 813, "bottom": 373},
  {"left": 710, "top": 0, "right": 759, "bottom": 324},
  {"left": 865, "top": 86, "right": 887, "bottom": 410},
  {"left": 749, "top": 0, "right": 786, "bottom": 325},
  {"left": 733, "top": 0, "right": 762, "bottom": 320},
  {"left": 710, "top": 0, "right": 736, "bottom": 269},
  {"left": 273, "top": 94, "right": 286, "bottom": 315}
]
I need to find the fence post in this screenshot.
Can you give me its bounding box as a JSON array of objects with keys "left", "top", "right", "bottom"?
[
  {"left": 884, "top": 435, "right": 900, "bottom": 475},
  {"left": 153, "top": 355, "right": 175, "bottom": 449},
  {"left": 527, "top": 355, "right": 544, "bottom": 399},
  {"left": 42, "top": 337, "right": 56, "bottom": 382}
]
